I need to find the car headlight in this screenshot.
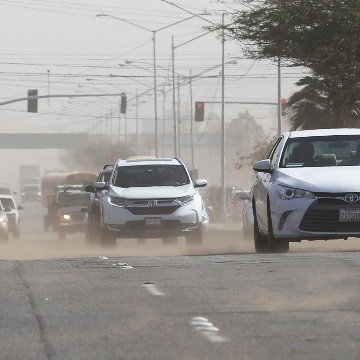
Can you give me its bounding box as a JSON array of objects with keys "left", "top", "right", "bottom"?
[
  {"left": 277, "top": 185, "right": 315, "bottom": 200},
  {"left": 108, "top": 196, "right": 128, "bottom": 207},
  {"left": 175, "top": 194, "right": 195, "bottom": 206},
  {"left": 61, "top": 214, "right": 71, "bottom": 221}
]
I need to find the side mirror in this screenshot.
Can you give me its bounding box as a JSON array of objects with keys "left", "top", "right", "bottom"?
[
  {"left": 234, "top": 191, "right": 250, "bottom": 200},
  {"left": 84, "top": 184, "right": 96, "bottom": 193},
  {"left": 194, "top": 179, "right": 208, "bottom": 188},
  {"left": 17, "top": 205, "right": 24, "bottom": 210},
  {"left": 253, "top": 159, "right": 273, "bottom": 174},
  {"left": 94, "top": 181, "right": 108, "bottom": 191}
]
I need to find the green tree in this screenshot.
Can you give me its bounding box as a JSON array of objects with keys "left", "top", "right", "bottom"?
[{"left": 221, "top": 0, "right": 360, "bottom": 129}]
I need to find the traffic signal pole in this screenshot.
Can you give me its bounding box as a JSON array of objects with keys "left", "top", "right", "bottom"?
[{"left": 0, "top": 92, "right": 128, "bottom": 108}]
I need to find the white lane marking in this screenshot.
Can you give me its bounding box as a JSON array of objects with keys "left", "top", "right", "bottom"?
[
  {"left": 142, "top": 283, "right": 165, "bottom": 296},
  {"left": 111, "top": 262, "right": 134, "bottom": 269},
  {"left": 190, "top": 317, "right": 228, "bottom": 343},
  {"left": 99, "top": 256, "right": 109, "bottom": 260}
]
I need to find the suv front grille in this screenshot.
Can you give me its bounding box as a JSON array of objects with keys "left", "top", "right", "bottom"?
[
  {"left": 125, "top": 199, "right": 180, "bottom": 215},
  {"left": 300, "top": 202, "right": 360, "bottom": 232}
]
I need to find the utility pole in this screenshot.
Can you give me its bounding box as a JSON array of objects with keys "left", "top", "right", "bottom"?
[
  {"left": 221, "top": 13, "right": 226, "bottom": 223},
  {"left": 177, "top": 75, "right": 181, "bottom": 158},
  {"left": 136, "top": 90, "right": 139, "bottom": 154},
  {"left": 172, "top": 36, "right": 177, "bottom": 157},
  {"left": 189, "top": 70, "right": 195, "bottom": 170},
  {"left": 277, "top": 58, "right": 282, "bottom": 137}
]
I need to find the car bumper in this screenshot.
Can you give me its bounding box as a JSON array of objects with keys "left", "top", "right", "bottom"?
[
  {"left": 270, "top": 197, "right": 360, "bottom": 240},
  {"left": 103, "top": 201, "right": 206, "bottom": 237}
]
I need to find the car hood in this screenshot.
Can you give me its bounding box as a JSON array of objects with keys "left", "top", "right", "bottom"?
[
  {"left": 278, "top": 167, "right": 360, "bottom": 192},
  {"left": 109, "top": 184, "right": 195, "bottom": 199}
]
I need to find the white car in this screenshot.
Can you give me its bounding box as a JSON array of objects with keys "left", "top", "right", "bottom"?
[
  {"left": 0, "top": 202, "right": 9, "bottom": 241},
  {"left": 252, "top": 128, "right": 360, "bottom": 253},
  {"left": 0, "top": 195, "right": 23, "bottom": 238},
  {"left": 95, "top": 158, "right": 208, "bottom": 247}
]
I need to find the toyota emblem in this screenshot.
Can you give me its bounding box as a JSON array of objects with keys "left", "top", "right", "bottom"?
[{"left": 344, "top": 194, "right": 359, "bottom": 203}]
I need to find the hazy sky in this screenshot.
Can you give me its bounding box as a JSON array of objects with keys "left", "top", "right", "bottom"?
[{"left": 0, "top": 0, "right": 305, "bottom": 137}]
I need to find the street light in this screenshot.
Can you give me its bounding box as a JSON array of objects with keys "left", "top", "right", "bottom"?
[{"left": 96, "top": 13, "right": 199, "bottom": 157}]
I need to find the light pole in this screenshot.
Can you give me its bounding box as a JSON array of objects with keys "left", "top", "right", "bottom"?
[{"left": 96, "top": 13, "right": 198, "bottom": 157}]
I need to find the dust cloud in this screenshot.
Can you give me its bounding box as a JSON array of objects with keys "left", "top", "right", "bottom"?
[
  {"left": 0, "top": 148, "right": 358, "bottom": 261},
  {"left": 0, "top": 228, "right": 358, "bottom": 261}
]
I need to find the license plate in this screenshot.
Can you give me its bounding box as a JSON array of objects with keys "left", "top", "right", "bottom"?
[
  {"left": 145, "top": 218, "right": 161, "bottom": 226},
  {"left": 339, "top": 209, "right": 360, "bottom": 222}
]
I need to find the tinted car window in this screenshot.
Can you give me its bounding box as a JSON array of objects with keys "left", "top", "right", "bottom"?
[
  {"left": 114, "top": 165, "right": 190, "bottom": 188},
  {"left": 280, "top": 135, "right": 360, "bottom": 168},
  {"left": 0, "top": 198, "right": 15, "bottom": 209}
]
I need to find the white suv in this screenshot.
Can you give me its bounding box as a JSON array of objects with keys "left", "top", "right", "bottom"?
[
  {"left": 0, "top": 195, "right": 23, "bottom": 238},
  {"left": 95, "top": 158, "right": 208, "bottom": 247}
]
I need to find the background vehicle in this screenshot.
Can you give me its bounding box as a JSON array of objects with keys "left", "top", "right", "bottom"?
[
  {"left": 56, "top": 189, "right": 92, "bottom": 240},
  {"left": 0, "top": 195, "right": 23, "bottom": 238},
  {"left": 0, "top": 202, "right": 9, "bottom": 242},
  {"left": 252, "top": 128, "right": 360, "bottom": 253},
  {"left": 19, "top": 165, "right": 41, "bottom": 193},
  {"left": 21, "top": 184, "right": 41, "bottom": 202},
  {"left": 42, "top": 171, "right": 97, "bottom": 232},
  {"left": 94, "top": 158, "right": 208, "bottom": 247}
]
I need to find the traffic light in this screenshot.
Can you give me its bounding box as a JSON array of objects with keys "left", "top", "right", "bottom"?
[
  {"left": 27, "top": 89, "right": 38, "bottom": 113},
  {"left": 281, "top": 98, "right": 287, "bottom": 116},
  {"left": 195, "top": 101, "right": 204, "bottom": 122},
  {"left": 120, "top": 95, "right": 127, "bottom": 114}
]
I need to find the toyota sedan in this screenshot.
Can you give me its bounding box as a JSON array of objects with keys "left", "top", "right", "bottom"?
[{"left": 252, "top": 128, "right": 360, "bottom": 253}]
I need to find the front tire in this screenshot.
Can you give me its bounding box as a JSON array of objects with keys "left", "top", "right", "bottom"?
[
  {"left": 253, "top": 201, "right": 270, "bottom": 253},
  {"left": 100, "top": 226, "right": 116, "bottom": 248},
  {"left": 186, "top": 227, "right": 203, "bottom": 246}
]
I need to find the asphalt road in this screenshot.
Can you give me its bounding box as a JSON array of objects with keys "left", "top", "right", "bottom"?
[{"left": 0, "top": 202, "right": 359, "bottom": 360}]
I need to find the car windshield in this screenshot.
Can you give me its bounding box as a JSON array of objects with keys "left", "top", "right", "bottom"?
[
  {"left": 114, "top": 165, "right": 190, "bottom": 188},
  {"left": 280, "top": 135, "right": 360, "bottom": 168},
  {"left": 0, "top": 198, "right": 15, "bottom": 209},
  {"left": 57, "top": 192, "right": 91, "bottom": 207}
]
